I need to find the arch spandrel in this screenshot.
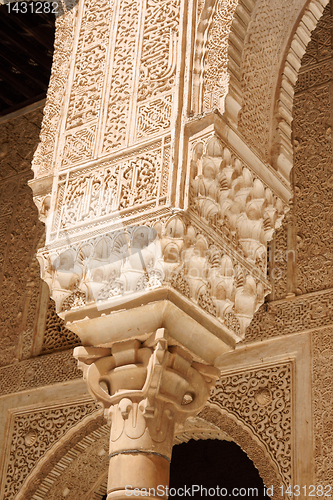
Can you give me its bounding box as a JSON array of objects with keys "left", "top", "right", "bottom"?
[{"left": 13, "top": 406, "right": 283, "bottom": 500}]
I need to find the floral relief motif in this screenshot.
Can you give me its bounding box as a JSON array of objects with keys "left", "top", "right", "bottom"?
[
  {"left": 209, "top": 363, "right": 293, "bottom": 486},
  {"left": 137, "top": 0, "right": 180, "bottom": 102},
  {"left": 201, "top": 0, "right": 238, "bottom": 112},
  {"left": 65, "top": 0, "right": 114, "bottom": 130},
  {"left": 102, "top": 0, "right": 140, "bottom": 154},
  {"left": 56, "top": 141, "right": 169, "bottom": 233},
  {"left": 2, "top": 400, "right": 99, "bottom": 500}
]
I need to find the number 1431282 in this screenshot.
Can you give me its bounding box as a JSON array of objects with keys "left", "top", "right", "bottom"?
[{"left": 6, "top": 2, "right": 59, "bottom": 14}]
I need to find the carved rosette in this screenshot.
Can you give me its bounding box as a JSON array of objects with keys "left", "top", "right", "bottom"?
[{"left": 74, "top": 329, "right": 219, "bottom": 499}]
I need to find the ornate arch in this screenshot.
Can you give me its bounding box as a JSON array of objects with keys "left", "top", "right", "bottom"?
[
  {"left": 274, "top": 0, "right": 329, "bottom": 177},
  {"left": 89, "top": 407, "right": 286, "bottom": 500},
  {"left": 194, "top": 0, "right": 329, "bottom": 181},
  {"left": 235, "top": 0, "right": 328, "bottom": 177},
  {"left": 15, "top": 405, "right": 285, "bottom": 500},
  {"left": 199, "top": 406, "right": 285, "bottom": 500},
  {"left": 15, "top": 410, "right": 105, "bottom": 500}
]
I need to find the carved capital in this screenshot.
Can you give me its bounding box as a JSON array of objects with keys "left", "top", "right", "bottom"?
[
  {"left": 74, "top": 329, "right": 219, "bottom": 460},
  {"left": 74, "top": 329, "right": 219, "bottom": 500}
]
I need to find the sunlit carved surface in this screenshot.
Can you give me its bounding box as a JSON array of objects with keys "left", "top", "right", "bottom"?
[{"left": 1, "top": 1, "right": 333, "bottom": 498}]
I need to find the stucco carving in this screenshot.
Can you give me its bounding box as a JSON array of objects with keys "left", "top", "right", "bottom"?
[
  {"left": 2, "top": 399, "right": 99, "bottom": 500},
  {"left": 32, "top": 8, "right": 76, "bottom": 178},
  {"left": 245, "top": 288, "right": 333, "bottom": 342},
  {"left": 199, "top": 406, "right": 285, "bottom": 500},
  {"left": 209, "top": 363, "right": 293, "bottom": 486},
  {"left": 52, "top": 138, "right": 171, "bottom": 239},
  {"left": 39, "top": 211, "right": 277, "bottom": 339},
  {"left": 0, "top": 107, "right": 45, "bottom": 366},
  {"left": 102, "top": 0, "right": 139, "bottom": 154},
  {"left": 276, "top": 0, "right": 329, "bottom": 174},
  {"left": 31, "top": 426, "right": 110, "bottom": 500},
  {"left": 312, "top": 327, "right": 333, "bottom": 487},
  {"left": 293, "top": 9, "right": 333, "bottom": 293},
  {"left": 0, "top": 350, "right": 81, "bottom": 396},
  {"left": 42, "top": 298, "right": 81, "bottom": 353},
  {"left": 192, "top": 0, "right": 238, "bottom": 113},
  {"left": 13, "top": 416, "right": 226, "bottom": 500}
]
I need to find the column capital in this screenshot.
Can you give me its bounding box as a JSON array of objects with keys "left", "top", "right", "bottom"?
[{"left": 74, "top": 329, "right": 219, "bottom": 459}]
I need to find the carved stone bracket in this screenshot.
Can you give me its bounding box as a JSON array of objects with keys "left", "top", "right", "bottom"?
[{"left": 74, "top": 328, "right": 219, "bottom": 500}]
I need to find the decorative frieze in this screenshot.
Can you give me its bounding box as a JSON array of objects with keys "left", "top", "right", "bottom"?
[
  {"left": 53, "top": 138, "right": 170, "bottom": 238},
  {"left": 0, "top": 351, "right": 81, "bottom": 396}
]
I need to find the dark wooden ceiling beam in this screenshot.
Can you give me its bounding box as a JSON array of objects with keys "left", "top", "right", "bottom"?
[
  {"left": 0, "top": 20, "right": 52, "bottom": 70},
  {"left": 0, "top": 50, "right": 48, "bottom": 89},
  {"left": 2, "top": 12, "right": 54, "bottom": 52},
  {"left": 40, "top": 12, "right": 56, "bottom": 28},
  {"left": 0, "top": 86, "right": 14, "bottom": 107},
  {"left": 0, "top": 68, "right": 35, "bottom": 99}
]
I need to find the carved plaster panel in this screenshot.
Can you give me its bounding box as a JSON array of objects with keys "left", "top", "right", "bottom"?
[
  {"left": 1, "top": 398, "right": 100, "bottom": 500},
  {"left": 101, "top": 0, "right": 140, "bottom": 155},
  {"left": 51, "top": 0, "right": 181, "bottom": 168},
  {"left": 0, "top": 351, "right": 81, "bottom": 397},
  {"left": 208, "top": 362, "right": 293, "bottom": 487},
  {"left": 51, "top": 137, "right": 171, "bottom": 240},
  {"left": 32, "top": 7, "right": 76, "bottom": 178},
  {"left": 0, "top": 106, "right": 45, "bottom": 366},
  {"left": 312, "top": 327, "right": 333, "bottom": 487}
]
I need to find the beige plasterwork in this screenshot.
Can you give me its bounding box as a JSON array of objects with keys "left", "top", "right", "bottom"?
[
  {"left": 215, "top": 331, "right": 314, "bottom": 497},
  {"left": 22, "top": 417, "right": 230, "bottom": 500},
  {"left": 225, "top": 0, "right": 329, "bottom": 178},
  {"left": 0, "top": 381, "right": 92, "bottom": 500},
  {"left": 9, "top": 392, "right": 282, "bottom": 500}
]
